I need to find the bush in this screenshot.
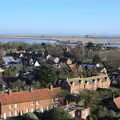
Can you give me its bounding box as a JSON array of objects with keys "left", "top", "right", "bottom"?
[
  {"left": 42, "top": 108, "right": 73, "bottom": 120},
  {"left": 23, "top": 112, "right": 39, "bottom": 120}
]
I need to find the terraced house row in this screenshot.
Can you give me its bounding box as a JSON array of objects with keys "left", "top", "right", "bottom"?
[
  {"left": 0, "top": 87, "right": 62, "bottom": 119},
  {"left": 0, "top": 73, "right": 111, "bottom": 119},
  {"left": 60, "top": 73, "right": 111, "bottom": 94}
]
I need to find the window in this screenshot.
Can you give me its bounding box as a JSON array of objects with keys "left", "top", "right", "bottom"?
[
  {"left": 77, "top": 112, "right": 80, "bottom": 116},
  {"left": 36, "top": 101, "right": 39, "bottom": 105},
  {"left": 26, "top": 109, "right": 28, "bottom": 113},
  {"left": 31, "top": 108, "right": 34, "bottom": 112},
  {"left": 86, "top": 81, "right": 90, "bottom": 85},
  {"left": 20, "top": 111, "right": 23, "bottom": 116},
  {"left": 41, "top": 107, "right": 43, "bottom": 113},
  {"left": 105, "top": 77, "right": 107, "bottom": 79},
  {"left": 93, "top": 79, "right": 97, "bottom": 83},
  {"left": 97, "top": 78, "right": 100, "bottom": 81},
  {"left": 99, "top": 79, "right": 103, "bottom": 82},
  {"left": 9, "top": 112, "right": 11, "bottom": 117},
  {"left": 70, "top": 81, "right": 73, "bottom": 85},
  {"left": 79, "top": 80, "right": 81, "bottom": 84},
  {"left": 72, "top": 113, "right": 75, "bottom": 118},
  {"left": 14, "top": 111, "right": 17, "bottom": 116},
  {"left": 94, "top": 80, "right": 97, "bottom": 83},
  {"left": 85, "top": 81, "right": 87, "bottom": 84},
  {"left": 14, "top": 104, "right": 18, "bottom": 108},
  {"left": 9, "top": 105, "right": 12, "bottom": 109},
  {"left": 3, "top": 113, "right": 6, "bottom": 119},
  {"left": 32, "top": 101, "right": 36, "bottom": 105},
  {"left": 81, "top": 80, "right": 84, "bottom": 84},
  {"left": 72, "top": 82, "right": 75, "bottom": 86},
  {"left": 46, "top": 106, "right": 50, "bottom": 110}
]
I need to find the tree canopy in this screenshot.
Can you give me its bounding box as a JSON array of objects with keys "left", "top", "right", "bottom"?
[
  {"left": 42, "top": 108, "right": 74, "bottom": 120},
  {"left": 35, "top": 65, "right": 58, "bottom": 88}
]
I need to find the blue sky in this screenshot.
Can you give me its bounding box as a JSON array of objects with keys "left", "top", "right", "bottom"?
[{"left": 0, "top": 0, "right": 120, "bottom": 35}]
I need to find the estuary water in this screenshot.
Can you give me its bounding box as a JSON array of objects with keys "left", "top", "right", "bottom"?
[
  {"left": 0, "top": 38, "right": 57, "bottom": 44},
  {"left": 0, "top": 38, "right": 120, "bottom": 48}
]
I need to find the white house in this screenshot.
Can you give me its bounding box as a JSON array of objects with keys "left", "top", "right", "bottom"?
[{"left": 34, "top": 61, "right": 40, "bottom": 67}]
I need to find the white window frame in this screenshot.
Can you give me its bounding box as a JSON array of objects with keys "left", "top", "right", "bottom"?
[
  {"left": 3, "top": 113, "right": 6, "bottom": 119},
  {"left": 41, "top": 107, "right": 43, "bottom": 113},
  {"left": 9, "top": 105, "right": 12, "bottom": 109},
  {"left": 31, "top": 108, "right": 34, "bottom": 112},
  {"left": 14, "top": 111, "right": 17, "bottom": 116},
  {"left": 14, "top": 104, "right": 18, "bottom": 108},
  {"left": 9, "top": 112, "right": 11, "bottom": 117}
]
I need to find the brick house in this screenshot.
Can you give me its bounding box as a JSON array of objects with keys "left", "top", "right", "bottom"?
[
  {"left": 75, "top": 107, "right": 90, "bottom": 120},
  {"left": 66, "top": 58, "right": 78, "bottom": 74},
  {"left": 0, "top": 87, "right": 62, "bottom": 119},
  {"left": 60, "top": 73, "right": 111, "bottom": 94},
  {"left": 60, "top": 105, "right": 90, "bottom": 120}
]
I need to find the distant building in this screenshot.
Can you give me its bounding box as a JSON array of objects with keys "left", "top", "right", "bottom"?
[
  {"left": 3, "top": 56, "right": 21, "bottom": 66},
  {"left": 0, "top": 87, "right": 62, "bottom": 119},
  {"left": 54, "top": 57, "right": 60, "bottom": 64},
  {"left": 66, "top": 58, "right": 78, "bottom": 74},
  {"left": 60, "top": 73, "right": 111, "bottom": 94},
  {"left": 34, "top": 61, "right": 40, "bottom": 67}
]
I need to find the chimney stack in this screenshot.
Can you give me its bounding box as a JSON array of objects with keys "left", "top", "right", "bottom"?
[
  {"left": 8, "top": 89, "right": 12, "bottom": 95},
  {"left": 49, "top": 84, "right": 53, "bottom": 90},
  {"left": 29, "top": 86, "right": 33, "bottom": 92}
]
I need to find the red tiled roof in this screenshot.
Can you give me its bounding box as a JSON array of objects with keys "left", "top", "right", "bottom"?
[
  {"left": 114, "top": 97, "right": 120, "bottom": 109},
  {"left": 0, "top": 87, "right": 61, "bottom": 105}
]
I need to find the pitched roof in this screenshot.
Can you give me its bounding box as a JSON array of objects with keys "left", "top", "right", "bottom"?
[
  {"left": 0, "top": 87, "right": 61, "bottom": 105},
  {"left": 68, "top": 64, "right": 77, "bottom": 73},
  {"left": 68, "top": 74, "right": 108, "bottom": 82},
  {"left": 34, "top": 61, "right": 40, "bottom": 67},
  {"left": 114, "top": 97, "right": 120, "bottom": 109}
]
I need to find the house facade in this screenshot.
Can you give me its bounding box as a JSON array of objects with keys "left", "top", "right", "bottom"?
[
  {"left": 60, "top": 73, "right": 111, "bottom": 94},
  {"left": 0, "top": 87, "right": 62, "bottom": 119},
  {"left": 75, "top": 107, "right": 90, "bottom": 120},
  {"left": 60, "top": 105, "right": 90, "bottom": 120}
]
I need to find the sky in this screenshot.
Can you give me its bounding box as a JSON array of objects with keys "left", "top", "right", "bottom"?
[{"left": 0, "top": 0, "right": 120, "bottom": 35}]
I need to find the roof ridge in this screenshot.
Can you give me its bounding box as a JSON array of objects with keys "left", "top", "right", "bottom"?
[{"left": 0, "top": 87, "right": 61, "bottom": 105}]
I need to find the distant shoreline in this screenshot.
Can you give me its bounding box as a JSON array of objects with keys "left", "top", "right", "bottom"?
[
  {"left": 0, "top": 35, "right": 120, "bottom": 39},
  {"left": 0, "top": 35, "right": 120, "bottom": 45}
]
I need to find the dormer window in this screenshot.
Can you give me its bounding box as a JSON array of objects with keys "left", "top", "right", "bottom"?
[
  {"left": 99, "top": 79, "right": 103, "bottom": 82},
  {"left": 85, "top": 81, "right": 88, "bottom": 84},
  {"left": 105, "top": 77, "right": 107, "bottom": 80},
  {"left": 9, "top": 105, "right": 12, "bottom": 109},
  {"left": 70, "top": 81, "right": 73, "bottom": 85},
  {"left": 93, "top": 79, "right": 97, "bottom": 83},
  {"left": 92, "top": 79, "right": 95, "bottom": 83},
  {"left": 97, "top": 78, "right": 100, "bottom": 81},
  {"left": 14, "top": 104, "right": 18, "bottom": 108},
  {"left": 72, "top": 82, "right": 75, "bottom": 86},
  {"left": 81, "top": 80, "right": 84, "bottom": 84},
  {"left": 36, "top": 101, "right": 39, "bottom": 105},
  {"left": 79, "top": 80, "right": 81, "bottom": 84}
]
